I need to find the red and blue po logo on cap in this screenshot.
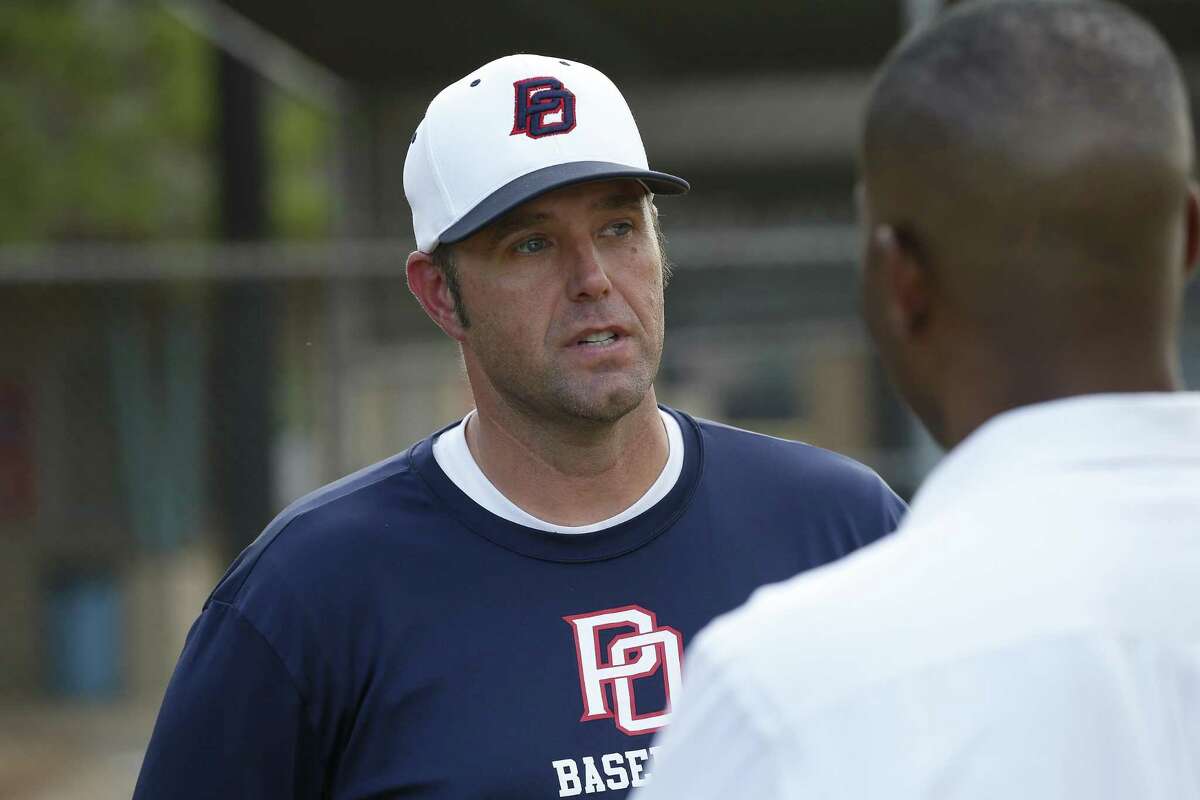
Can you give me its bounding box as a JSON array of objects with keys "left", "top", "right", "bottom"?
[{"left": 511, "top": 77, "right": 577, "bottom": 139}]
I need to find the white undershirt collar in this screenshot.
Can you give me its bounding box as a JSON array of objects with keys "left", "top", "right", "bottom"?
[{"left": 432, "top": 408, "right": 685, "bottom": 534}]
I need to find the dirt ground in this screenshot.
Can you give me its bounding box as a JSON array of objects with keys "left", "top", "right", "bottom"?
[{"left": 0, "top": 698, "right": 156, "bottom": 800}]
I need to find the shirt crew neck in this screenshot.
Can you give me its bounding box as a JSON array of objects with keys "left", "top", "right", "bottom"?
[
  {"left": 432, "top": 408, "right": 685, "bottom": 534},
  {"left": 410, "top": 406, "right": 705, "bottom": 563}
]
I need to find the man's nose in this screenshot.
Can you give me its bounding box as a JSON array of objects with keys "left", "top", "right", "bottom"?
[{"left": 565, "top": 242, "right": 613, "bottom": 301}]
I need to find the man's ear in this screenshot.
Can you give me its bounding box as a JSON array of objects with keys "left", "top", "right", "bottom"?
[
  {"left": 872, "top": 225, "right": 933, "bottom": 340},
  {"left": 406, "top": 250, "right": 467, "bottom": 342},
  {"left": 1184, "top": 181, "right": 1199, "bottom": 280}
]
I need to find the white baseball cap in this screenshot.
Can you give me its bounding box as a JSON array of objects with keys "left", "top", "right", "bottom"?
[{"left": 404, "top": 53, "right": 689, "bottom": 253}]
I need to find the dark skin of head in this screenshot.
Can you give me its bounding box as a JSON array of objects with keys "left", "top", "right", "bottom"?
[{"left": 858, "top": 0, "right": 1200, "bottom": 450}]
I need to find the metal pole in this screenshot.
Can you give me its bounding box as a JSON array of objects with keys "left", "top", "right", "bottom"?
[{"left": 212, "top": 50, "right": 275, "bottom": 555}]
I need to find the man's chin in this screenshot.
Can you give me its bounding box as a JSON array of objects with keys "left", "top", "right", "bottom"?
[
  {"left": 554, "top": 378, "right": 654, "bottom": 425},
  {"left": 566, "top": 394, "right": 646, "bottom": 425}
]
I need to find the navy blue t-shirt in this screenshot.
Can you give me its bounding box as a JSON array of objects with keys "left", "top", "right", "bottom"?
[{"left": 135, "top": 407, "right": 904, "bottom": 799}]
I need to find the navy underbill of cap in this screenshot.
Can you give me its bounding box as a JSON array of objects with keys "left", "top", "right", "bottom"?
[{"left": 436, "top": 161, "right": 689, "bottom": 249}]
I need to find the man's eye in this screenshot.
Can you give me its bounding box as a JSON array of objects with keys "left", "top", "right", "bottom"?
[
  {"left": 604, "top": 222, "right": 634, "bottom": 237},
  {"left": 514, "top": 236, "right": 549, "bottom": 254}
]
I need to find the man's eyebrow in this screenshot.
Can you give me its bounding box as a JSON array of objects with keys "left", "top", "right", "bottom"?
[
  {"left": 488, "top": 211, "right": 550, "bottom": 245},
  {"left": 593, "top": 191, "right": 646, "bottom": 212},
  {"left": 486, "top": 191, "right": 645, "bottom": 246}
]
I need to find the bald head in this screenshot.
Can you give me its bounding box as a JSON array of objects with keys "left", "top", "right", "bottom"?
[
  {"left": 864, "top": 0, "right": 1193, "bottom": 305},
  {"left": 858, "top": 0, "right": 1199, "bottom": 447},
  {"left": 868, "top": 0, "right": 1192, "bottom": 158}
]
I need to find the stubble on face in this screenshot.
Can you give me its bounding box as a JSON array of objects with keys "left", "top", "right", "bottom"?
[
  {"left": 487, "top": 330, "right": 660, "bottom": 426},
  {"left": 457, "top": 185, "right": 668, "bottom": 429},
  {"left": 544, "top": 288, "right": 664, "bottom": 425}
]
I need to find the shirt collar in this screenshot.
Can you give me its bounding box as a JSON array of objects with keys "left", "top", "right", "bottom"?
[{"left": 906, "top": 391, "right": 1200, "bottom": 526}]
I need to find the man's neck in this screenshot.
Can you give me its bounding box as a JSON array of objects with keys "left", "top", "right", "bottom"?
[
  {"left": 464, "top": 392, "right": 670, "bottom": 527},
  {"left": 938, "top": 342, "right": 1183, "bottom": 450}
]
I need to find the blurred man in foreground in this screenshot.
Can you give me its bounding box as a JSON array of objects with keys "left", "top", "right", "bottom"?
[{"left": 638, "top": 2, "right": 1200, "bottom": 798}]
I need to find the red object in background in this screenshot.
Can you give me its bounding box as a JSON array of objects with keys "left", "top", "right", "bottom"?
[{"left": 0, "top": 383, "right": 35, "bottom": 519}]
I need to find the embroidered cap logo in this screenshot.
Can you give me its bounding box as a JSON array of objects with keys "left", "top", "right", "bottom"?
[{"left": 511, "top": 76, "right": 577, "bottom": 138}]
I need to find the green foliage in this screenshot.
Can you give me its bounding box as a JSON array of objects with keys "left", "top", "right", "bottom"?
[
  {"left": 0, "top": 1, "right": 334, "bottom": 242},
  {"left": 0, "top": 1, "right": 214, "bottom": 240},
  {"left": 269, "top": 92, "right": 331, "bottom": 238}
]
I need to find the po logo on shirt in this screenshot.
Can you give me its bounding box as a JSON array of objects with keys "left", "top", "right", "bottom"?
[
  {"left": 564, "top": 605, "right": 684, "bottom": 735},
  {"left": 511, "top": 76, "right": 577, "bottom": 138}
]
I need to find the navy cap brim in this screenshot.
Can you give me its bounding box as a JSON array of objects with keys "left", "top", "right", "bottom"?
[{"left": 436, "top": 161, "right": 689, "bottom": 249}]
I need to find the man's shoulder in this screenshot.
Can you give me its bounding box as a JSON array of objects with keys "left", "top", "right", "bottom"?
[
  {"left": 694, "top": 517, "right": 954, "bottom": 714},
  {"left": 209, "top": 443, "right": 429, "bottom": 607},
  {"left": 703, "top": 521, "right": 916, "bottom": 638},
  {"left": 678, "top": 410, "right": 899, "bottom": 502}
]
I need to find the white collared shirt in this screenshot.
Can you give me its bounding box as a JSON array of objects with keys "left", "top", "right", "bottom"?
[{"left": 636, "top": 393, "right": 1200, "bottom": 800}]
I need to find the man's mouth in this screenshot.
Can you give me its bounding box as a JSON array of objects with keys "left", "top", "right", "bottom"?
[{"left": 577, "top": 331, "right": 619, "bottom": 347}]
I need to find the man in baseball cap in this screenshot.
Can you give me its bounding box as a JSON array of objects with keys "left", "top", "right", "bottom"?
[{"left": 135, "top": 54, "right": 903, "bottom": 799}]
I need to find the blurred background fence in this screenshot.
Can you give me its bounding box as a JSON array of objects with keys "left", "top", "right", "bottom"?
[{"left": 2, "top": 1, "right": 1199, "bottom": 796}]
